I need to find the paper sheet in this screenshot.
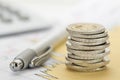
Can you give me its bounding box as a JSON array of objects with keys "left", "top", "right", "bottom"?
[{"left": 0, "top": 26, "right": 120, "bottom": 80}]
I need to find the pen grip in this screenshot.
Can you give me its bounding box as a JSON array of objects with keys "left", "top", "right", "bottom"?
[{"left": 15, "top": 49, "right": 37, "bottom": 69}]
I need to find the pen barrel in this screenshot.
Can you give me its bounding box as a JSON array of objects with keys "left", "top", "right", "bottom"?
[
  {"left": 15, "top": 49, "right": 37, "bottom": 69},
  {"left": 32, "top": 27, "right": 67, "bottom": 55}
]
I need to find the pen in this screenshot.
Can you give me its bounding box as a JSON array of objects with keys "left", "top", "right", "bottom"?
[{"left": 9, "top": 26, "right": 67, "bottom": 71}]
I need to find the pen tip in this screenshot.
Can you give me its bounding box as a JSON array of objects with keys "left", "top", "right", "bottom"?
[{"left": 9, "top": 59, "right": 23, "bottom": 71}]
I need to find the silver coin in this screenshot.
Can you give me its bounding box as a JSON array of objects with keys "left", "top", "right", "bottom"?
[
  {"left": 66, "top": 61, "right": 106, "bottom": 72},
  {"left": 70, "top": 36, "right": 109, "bottom": 43},
  {"left": 66, "top": 41, "right": 110, "bottom": 50},
  {"left": 67, "top": 47, "right": 105, "bottom": 54},
  {"left": 69, "top": 30, "right": 108, "bottom": 39},
  {"left": 67, "top": 23, "right": 105, "bottom": 35},
  {"left": 67, "top": 48, "right": 110, "bottom": 59},
  {"left": 68, "top": 38, "right": 107, "bottom": 46},
  {"left": 67, "top": 50, "right": 109, "bottom": 59},
  {"left": 66, "top": 56, "right": 103, "bottom": 64},
  {"left": 66, "top": 60, "right": 109, "bottom": 70},
  {"left": 66, "top": 57, "right": 109, "bottom": 68}
]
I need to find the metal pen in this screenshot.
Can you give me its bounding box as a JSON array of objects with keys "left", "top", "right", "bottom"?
[{"left": 9, "top": 27, "right": 67, "bottom": 71}]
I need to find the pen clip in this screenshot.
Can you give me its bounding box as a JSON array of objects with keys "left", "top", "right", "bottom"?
[{"left": 29, "top": 46, "right": 52, "bottom": 68}]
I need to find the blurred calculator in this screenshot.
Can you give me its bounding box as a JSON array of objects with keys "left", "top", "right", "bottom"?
[{"left": 0, "top": 1, "right": 51, "bottom": 37}]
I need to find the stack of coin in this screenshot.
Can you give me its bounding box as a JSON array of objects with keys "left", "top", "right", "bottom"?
[{"left": 66, "top": 23, "right": 110, "bottom": 72}]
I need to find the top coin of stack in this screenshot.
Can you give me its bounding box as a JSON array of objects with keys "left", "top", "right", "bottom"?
[
  {"left": 67, "top": 23, "right": 106, "bottom": 37},
  {"left": 66, "top": 23, "right": 110, "bottom": 72}
]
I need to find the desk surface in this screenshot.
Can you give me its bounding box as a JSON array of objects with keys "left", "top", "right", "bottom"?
[{"left": 48, "top": 27, "right": 120, "bottom": 80}]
